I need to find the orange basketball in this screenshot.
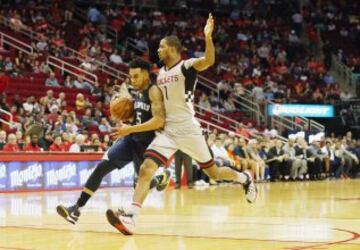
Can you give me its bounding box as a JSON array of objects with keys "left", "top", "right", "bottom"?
[{"left": 110, "top": 97, "right": 134, "bottom": 121}]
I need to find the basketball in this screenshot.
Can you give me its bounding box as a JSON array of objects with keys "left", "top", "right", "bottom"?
[{"left": 110, "top": 97, "right": 134, "bottom": 121}]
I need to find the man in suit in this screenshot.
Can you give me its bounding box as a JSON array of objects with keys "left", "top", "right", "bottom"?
[{"left": 267, "top": 139, "right": 287, "bottom": 181}]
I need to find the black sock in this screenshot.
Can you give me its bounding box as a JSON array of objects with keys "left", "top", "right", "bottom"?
[
  {"left": 77, "top": 190, "right": 92, "bottom": 207},
  {"left": 76, "top": 160, "right": 117, "bottom": 207}
]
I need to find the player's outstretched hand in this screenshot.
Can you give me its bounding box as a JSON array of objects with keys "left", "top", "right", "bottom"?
[
  {"left": 204, "top": 13, "right": 214, "bottom": 39},
  {"left": 110, "top": 123, "right": 133, "bottom": 139}
]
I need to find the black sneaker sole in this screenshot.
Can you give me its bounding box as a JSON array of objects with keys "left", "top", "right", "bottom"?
[
  {"left": 106, "top": 209, "right": 132, "bottom": 235},
  {"left": 56, "top": 205, "right": 75, "bottom": 225}
]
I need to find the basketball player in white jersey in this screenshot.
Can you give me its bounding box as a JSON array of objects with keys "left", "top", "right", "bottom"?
[{"left": 106, "top": 14, "right": 258, "bottom": 235}]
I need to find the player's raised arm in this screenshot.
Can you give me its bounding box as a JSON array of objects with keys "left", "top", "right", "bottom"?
[{"left": 192, "top": 13, "right": 215, "bottom": 72}]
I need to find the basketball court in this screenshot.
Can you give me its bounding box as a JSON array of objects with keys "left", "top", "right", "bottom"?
[{"left": 1, "top": 180, "right": 360, "bottom": 250}]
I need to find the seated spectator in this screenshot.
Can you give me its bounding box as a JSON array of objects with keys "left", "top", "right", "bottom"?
[
  {"left": 49, "top": 135, "right": 65, "bottom": 152},
  {"left": 36, "top": 37, "right": 49, "bottom": 51},
  {"left": 211, "top": 137, "right": 235, "bottom": 168},
  {"left": 227, "top": 143, "right": 241, "bottom": 170},
  {"left": 10, "top": 12, "right": 25, "bottom": 31},
  {"left": 4, "top": 57, "right": 14, "bottom": 74},
  {"left": 306, "top": 139, "right": 326, "bottom": 180},
  {"left": 266, "top": 139, "right": 287, "bottom": 181},
  {"left": 75, "top": 93, "right": 90, "bottom": 110},
  {"left": 80, "top": 59, "right": 97, "bottom": 72},
  {"left": 2, "top": 133, "right": 21, "bottom": 152},
  {"left": 47, "top": 105, "right": 60, "bottom": 124},
  {"left": 0, "top": 130, "right": 7, "bottom": 150},
  {"left": 236, "top": 123, "right": 252, "bottom": 139},
  {"left": 45, "top": 72, "right": 60, "bottom": 87},
  {"left": 61, "top": 76, "right": 72, "bottom": 89},
  {"left": 73, "top": 76, "right": 94, "bottom": 91},
  {"left": 284, "top": 139, "right": 306, "bottom": 181},
  {"left": 92, "top": 137, "right": 104, "bottom": 152},
  {"left": 16, "top": 130, "right": 25, "bottom": 149},
  {"left": 52, "top": 31, "right": 65, "bottom": 47},
  {"left": 252, "top": 85, "right": 265, "bottom": 102},
  {"left": 223, "top": 96, "right": 237, "bottom": 112},
  {"left": 38, "top": 131, "right": 53, "bottom": 151},
  {"left": 323, "top": 72, "right": 335, "bottom": 85},
  {"left": 69, "top": 134, "right": 85, "bottom": 152},
  {"left": 23, "top": 134, "right": 42, "bottom": 152},
  {"left": 32, "top": 60, "right": 41, "bottom": 73},
  {"left": 109, "top": 49, "right": 123, "bottom": 65},
  {"left": 322, "top": 140, "right": 343, "bottom": 179},
  {"left": 0, "top": 68, "right": 10, "bottom": 93},
  {"left": 59, "top": 133, "right": 71, "bottom": 152},
  {"left": 99, "top": 118, "right": 111, "bottom": 133},
  {"left": 23, "top": 96, "right": 40, "bottom": 114},
  {"left": 340, "top": 91, "right": 353, "bottom": 101},
  {"left": 40, "top": 62, "right": 52, "bottom": 74},
  {"left": 101, "top": 39, "right": 113, "bottom": 54},
  {"left": 87, "top": 6, "right": 102, "bottom": 24},
  {"left": 62, "top": 116, "right": 79, "bottom": 135},
  {"left": 56, "top": 92, "right": 66, "bottom": 107},
  {"left": 247, "top": 139, "right": 266, "bottom": 182},
  {"left": 198, "top": 92, "right": 211, "bottom": 111}
]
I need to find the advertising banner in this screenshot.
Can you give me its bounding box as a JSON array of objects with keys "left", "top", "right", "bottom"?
[
  {"left": 0, "top": 160, "right": 134, "bottom": 192},
  {"left": 268, "top": 104, "right": 334, "bottom": 118},
  {"left": 0, "top": 163, "right": 6, "bottom": 190},
  {"left": 8, "top": 162, "right": 44, "bottom": 190}
]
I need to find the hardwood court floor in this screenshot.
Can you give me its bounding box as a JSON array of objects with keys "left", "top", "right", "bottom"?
[{"left": 1, "top": 180, "right": 360, "bottom": 250}]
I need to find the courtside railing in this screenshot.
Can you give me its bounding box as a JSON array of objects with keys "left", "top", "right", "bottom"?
[
  {"left": 0, "top": 15, "right": 128, "bottom": 82},
  {"left": 0, "top": 108, "right": 13, "bottom": 127},
  {"left": 197, "top": 117, "right": 249, "bottom": 141},
  {"left": 0, "top": 31, "right": 33, "bottom": 55},
  {"left": 197, "top": 75, "right": 262, "bottom": 124},
  {"left": 332, "top": 54, "right": 360, "bottom": 95},
  {"left": 47, "top": 56, "right": 98, "bottom": 85}
]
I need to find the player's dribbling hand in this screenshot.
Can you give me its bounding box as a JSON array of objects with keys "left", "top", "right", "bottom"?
[
  {"left": 204, "top": 13, "right": 214, "bottom": 39},
  {"left": 110, "top": 123, "right": 133, "bottom": 139}
]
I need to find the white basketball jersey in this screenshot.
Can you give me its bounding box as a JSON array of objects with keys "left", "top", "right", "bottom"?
[{"left": 156, "top": 58, "right": 201, "bottom": 135}]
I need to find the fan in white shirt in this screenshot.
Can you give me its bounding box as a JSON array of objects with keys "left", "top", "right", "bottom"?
[{"left": 69, "top": 134, "right": 85, "bottom": 152}]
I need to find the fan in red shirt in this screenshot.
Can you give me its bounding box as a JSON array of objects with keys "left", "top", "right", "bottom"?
[
  {"left": 49, "top": 135, "right": 66, "bottom": 152},
  {"left": 24, "top": 134, "right": 42, "bottom": 152},
  {"left": 0, "top": 69, "right": 10, "bottom": 92},
  {"left": 2, "top": 133, "right": 21, "bottom": 152},
  {"left": 61, "top": 132, "right": 72, "bottom": 151}
]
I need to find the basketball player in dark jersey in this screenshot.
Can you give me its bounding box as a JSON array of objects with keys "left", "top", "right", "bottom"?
[{"left": 56, "top": 58, "right": 170, "bottom": 224}]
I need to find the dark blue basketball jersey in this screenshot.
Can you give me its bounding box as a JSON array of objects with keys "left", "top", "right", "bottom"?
[
  {"left": 130, "top": 83, "right": 155, "bottom": 144},
  {"left": 105, "top": 83, "right": 156, "bottom": 172}
]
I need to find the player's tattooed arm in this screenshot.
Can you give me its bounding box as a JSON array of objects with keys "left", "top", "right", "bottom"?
[
  {"left": 150, "top": 85, "right": 165, "bottom": 122},
  {"left": 193, "top": 13, "right": 215, "bottom": 72}
]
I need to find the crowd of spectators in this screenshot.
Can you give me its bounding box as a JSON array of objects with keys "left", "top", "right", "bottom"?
[
  {"left": 76, "top": 1, "right": 357, "bottom": 108},
  {"left": 1, "top": 118, "right": 359, "bottom": 184},
  {"left": 304, "top": 0, "right": 360, "bottom": 73},
  {"left": 2, "top": 0, "right": 358, "bottom": 108},
  {"left": 201, "top": 130, "right": 360, "bottom": 184}
]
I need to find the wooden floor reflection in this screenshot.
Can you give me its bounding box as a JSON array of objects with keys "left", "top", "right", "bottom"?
[{"left": 1, "top": 180, "right": 360, "bottom": 250}]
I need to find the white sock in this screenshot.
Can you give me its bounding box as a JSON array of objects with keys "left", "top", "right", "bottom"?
[
  {"left": 236, "top": 172, "right": 248, "bottom": 184},
  {"left": 130, "top": 202, "right": 142, "bottom": 217}
]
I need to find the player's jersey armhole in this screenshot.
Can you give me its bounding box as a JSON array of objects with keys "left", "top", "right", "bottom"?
[{"left": 181, "top": 63, "right": 197, "bottom": 92}]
